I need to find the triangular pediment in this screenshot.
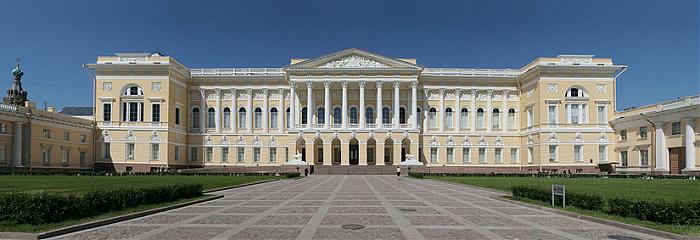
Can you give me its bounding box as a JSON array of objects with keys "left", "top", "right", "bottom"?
[{"left": 286, "top": 48, "right": 422, "bottom": 70}]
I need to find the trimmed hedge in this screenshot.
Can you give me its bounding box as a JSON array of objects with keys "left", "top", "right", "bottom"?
[
  {"left": 408, "top": 172, "right": 424, "bottom": 179},
  {"left": 0, "top": 184, "right": 203, "bottom": 224},
  {"left": 511, "top": 185, "right": 700, "bottom": 225},
  {"left": 285, "top": 172, "right": 301, "bottom": 178}
]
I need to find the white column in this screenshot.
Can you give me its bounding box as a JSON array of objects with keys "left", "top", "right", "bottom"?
[
  {"left": 199, "top": 89, "right": 206, "bottom": 133},
  {"left": 262, "top": 88, "right": 268, "bottom": 133},
  {"left": 424, "top": 89, "right": 430, "bottom": 131},
  {"left": 359, "top": 81, "right": 366, "bottom": 129},
  {"left": 486, "top": 89, "right": 493, "bottom": 133},
  {"left": 215, "top": 88, "right": 221, "bottom": 133},
  {"left": 684, "top": 118, "right": 696, "bottom": 171},
  {"left": 655, "top": 123, "right": 668, "bottom": 171},
  {"left": 278, "top": 88, "right": 284, "bottom": 132},
  {"left": 411, "top": 82, "right": 418, "bottom": 130},
  {"left": 393, "top": 81, "right": 400, "bottom": 129},
  {"left": 246, "top": 88, "right": 253, "bottom": 133},
  {"left": 324, "top": 81, "right": 331, "bottom": 129},
  {"left": 502, "top": 89, "right": 508, "bottom": 132},
  {"left": 12, "top": 122, "right": 22, "bottom": 167},
  {"left": 231, "top": 89, "right": 237, "bottom": 133},
  {"left": 470, "top": 89, "right": 477, "bottom": 133},
  {"left": 289, "top": 82, "right": 296, "bottom": 130},
  {"left": 342, "top": 80, "right": 348, "bottom": 129},
  {"left": 306, "top": 82, "right": 313, "bottom": 130},
  {"left": 376, "top": 81, "right": 383, "bottom": 129},
  {"left": 439, "top": 88, "right": 445, "bottom": 133},
  {"left": 454, "top": 88, "right": 461, "bottom": 133}
]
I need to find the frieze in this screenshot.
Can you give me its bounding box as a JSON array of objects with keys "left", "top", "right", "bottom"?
[{"left": 318, "top": 55, "right": 390, "bottom": 68}]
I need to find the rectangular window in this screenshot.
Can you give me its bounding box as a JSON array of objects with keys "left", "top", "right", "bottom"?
[
  {"left": 620, "top": 130, "right": 627, "bottom": 141},
  {"left": 0, "top": 144, "right": 6, "bottom": 163},
  {"left": 221, "top": 147, "right": 229, "bottom": 162},
  {"left": 462, "top": 147, "right": 470, "bottom": 163},
  {"left": 430, "top": 148, "right": 437, "bottom": 163},
  {"left": 64, "top": 131, "right": 70, "bottom": 141},
  {"left": 80, "top": 134, "right": 86, "bottom": 143},
  {"left": 174, "top": 145, "right": 180, "bottom": 160},
  {"left": 43, "top": 129, "right": 51, "bottom": 138},
  {"left": 571, "top": 104, "right": 579, "bottom": 124},
  {"left": 671, "top": 122, "right": 681, "bottom": 135},
  {"left": 152, "top": 104, "right": 160, "bottom": 122},
  {"left": 640, "top": 149, "right": 649, "bottom": 166},
  {"left": 175, "top": 107, "right": 181, "bottom": 125},
  {"left": 206, "top": 147, "right": 213, "bottom": 162},
  {"left": 61, "top": 149, "right": 69, "bottom": 163},
  {"left": 574, "top": 145, "right": 582, "bottom": 162},
  {"left": 549, "top": 145, "right": 557, "bottom": 162},
  {"left": 526, "top": 107, "right": 534, "bottom": 128},
  {"left": 0, "top": 123, "right": 6, "bottom": 133},
  {"left": 253, "top": 147, "right": 260, "bottom": 162},
  {"left": 43, "top": 147, "right": 51, "bottom": 163},
  {"left": 190, "top": 147, "right": 198, "bottom": 162},
  {"left": 237, "top": 147, "right": 245, "bottom": 162},
  {"left": 599, "top": 145, "right": 607, "bottom": 162},
  {"left": 495, "top": 148, "right": 502, "bottom": 163},
  {"left": 103, "top": 103, "right": 111, "bottom": 121},
  {"left": 129, "top": 102, "right": 139, "bottom": 122},
  {"left": 639, "top": 127, "right": 648, "bottom": 139},
  {"left": 239, "top": 111, "right": 246, "bottom": 129},
  {"left": 510, "top": 148, "right": 518, "bottom": 164},
  {"left": 126, "top": 143, "right": 135, "bottom": 160},
  {"left": 285, "top": 147, "right": 289, "bottom": 162},
  {"left": 548, "top": 105, "right": 556, "bottom": 125},
  {"left": 103, "top": 143, "right": 111, "bottom": 160},
  {"left": 270, "top": 148, "right": 277, "bottom": 162},
  {"left": 478, "top": 148, "right": 486, "bottom": 163},
  {"left": 620, "top": 151, "right": 628, "bottom": 167},
  {"left": 79, "top": 151, "right": 85, "bottom": 167},
  {"left": 528, "top": 147, "right": 533, "bottom": 164},
  {"left": 446, "top": 148, "right": 454, "bottom": 163},
  {"left": 151, "top": 143, "right": 159, "bottom": 160},
  {"left": 597, "top": 105, "right": 607, "bottom": 124}
]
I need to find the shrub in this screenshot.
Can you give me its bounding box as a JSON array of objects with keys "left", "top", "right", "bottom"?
[
  {"left": 408, "top": 172, "right": 424, "bottom": 179},
  {"left": 0, "top": 184, "right": 203, "bottom": 225},
  {"left": 511, "top": 185, "right": 603, "bottom": 210},
  {"left": 285, "top": 172, "right": 301, "bottom": 178},
  {"left": 567, "top": 192, "right": 603, "bottom": 210}
]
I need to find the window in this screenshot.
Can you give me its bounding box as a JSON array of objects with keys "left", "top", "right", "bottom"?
[
  {"left": 286, "top": 108, "right": 291, "bottom": 128},
  {"left": 429, "top": 108, "right": 437, "bottom": 129},
  {"left": 175, "top": 107, "right": 181, "bottom": 125},
  {"left": 191, "top": 108, "right": 200, "bottom": 128},
  {"left": 0, "top": 123, "right": 5, "bottom": 133},
  {"left": 152, "top": 104, "right": 160, "bottom": 122},
  {"left": 223, "top": 108, "right": 231, "bottom": 128},
  {"left": 527, "top": 106, "right": 534, "bottom": 128},
  {"left": 333, "top": 107, "right": 342, "bottom": 125},
  {"left": 79, "top": 151, "right": 85, "bottom": 167},
  {"left": 462, "top": 147, "right": 470, "bottom": 163},
  {"left": 346, "top": 107, "right": 357, "bottom": 125},
  {"left": 208, "top": 108, "right": 216, "bottom": 128},
  {"left": 460, "top": 108, "right": 469, "bottom": 129},
  {"left": 478, "top": 148, "right": 486, "bottom": 163},
  {"left": 640, "top": 149, "right": 649, "bottom": 166},
  {"left": 366, "top": 107, "right": 374, "bottom": 124},
  {"left": 508, "top": 108, "right": 516, "bottom": 129},
  {"left": 269, "top": 148, "right": 276, "bottom": 162},
  {"left": 190, "top": 147, "right": 198, "bottom": 162},
  {"left": 254, "top": 108, "right": 262, "bottom": 128},
  {"left": 430, "top": 148, "right": 437, "bottom": 163},
  {"left": 205, "top": 147, "right": 213, "bottom": 162},
  {"left": 549, "top": 145, "right": 557, "bottom": 162},
  {"left": 270, "top": 108, "right": 278, "bottom": 129},
  {"left": 445, "top": 108, "right": 453, "bottom": 129},
  {"left": 597, "top": 105, "right": 607, "bottom": 124},
  {"left": 64, "top": 131, "right": 70, "bottom": 140},
  {"left": 174, "top": 145, "right": 180, "bottom": 160},
  {"left": 80, "top": 134, "right": 86, "bottom": 143},
  {"left": 599, "top": 145, "right": 607, "bottom": 162},
  {"left": 399, "top": 107, "right": 406, "bottom": 124},
  {"left": 253, "top": 147, "right": 261, "bottom": 162},
  {"left": 620, "top": 130, "right": 627, "bottom": 141},
  {"left": 446, "top": 148, "right": 454, "bottom": 163},
  {"left": 574, "top": 145, "right": 582, "bottom": 162},
  {"left": 103, "top": 103, "right": 111, "bottom": 121},
  {"left": 571, "top": 104, "right": 579, "bottom": 124},
  {"left": 43, "top": 129, "right": 51, "bottom": 138},
  {"left": 620, "top": 151, "right": 628, "bottom": 167},
  {"left": 103, "top": 143, "right": 111, "bottom": 160},
  {"left": 126, "top": 143, "right": 135, "bottom": 160},
  {"left": 222, "top": 147, "right": 229, "bottom": 162},
  {"left": 566, "top": 87, "right": 586, "bottom": 98},
  {"left": 126, "top": 86, "right": 142, "bottom": 96},
  {"left": 301, "top": 107, "right": 308, "bottom": 125},
  {"left": 510, "top": 148, "right": 518, "bottom": 164},
  {"left": 495, "top": 148, "right": 502, "bottom": 163},
  {"left": 528, "top": 147, "right": 533, "bottom": 164},
  {"left": 151, "top": 143, "right": 159, "bottom": 160},
  {"left": 238, "top": 108, "right": 247, "bottom": 128},
  {"left": 125, "top": 102, "right": 141, "bottom": 122},
  {"left": 43, "top": 147, "right": 51, "bottom": 164},
  {"left": 639, "top": 127, "right": 648, "bottom": 139},
  {"left": 492, "top": 108, "right": 500, "bottom": 129},
  {"left": 382, "top": 107, "right": 391, "bottom": 124},
  {"left": 417, "top": 108, "right": 422, "bottom": 128},
  {"left": 237, "top": 147, "right": 245, "bottom": 162},
  {"left": 0, "top": 145, "right": 6, "bottom": 163},
  {"left": 548, "top": 105, "right": 557, "bottom": 125},
  {"left": 285, "top": 147, "right": 289, "bottom": 162},
  {"left": 61, "top": 149, "right": 69, "bottom": 163},
  {"left": 317, "top": 107, "right": 325, "bottom": 125},
  {"left": 671, "top": 122, "right": 681, "bottom": 135},
  {"left": 476, "top": 108, "right": 484, "bottom": 129},
  {"left": 568, "top": 104, "right": 587, "bottom": 124}
]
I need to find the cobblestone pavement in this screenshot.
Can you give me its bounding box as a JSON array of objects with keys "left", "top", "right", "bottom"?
[{"left": 52, "top": 176, "right": 668, "bottom": 240}]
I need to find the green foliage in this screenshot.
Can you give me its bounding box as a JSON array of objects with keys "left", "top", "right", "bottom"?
[
  {"left": 408, "top": 172, "right": 424, "bottom": 178},
  {"left": 0, "top": 184, "right": 202, "bottom": 225},
  {"left": 285, "top": 172, "right": 301, "bottom": 178}
]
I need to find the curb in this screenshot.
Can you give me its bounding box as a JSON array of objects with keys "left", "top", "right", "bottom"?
[
  {"left": 203, "top": 178, "right": 280, "bottom": 193},
  {"left": 496, "top": 196, "right": 693, "bottom": 240}
]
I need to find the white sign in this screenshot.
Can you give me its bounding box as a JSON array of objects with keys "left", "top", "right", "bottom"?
[{"left": 551, "top": 185, "right": 566, "bottom": 208}]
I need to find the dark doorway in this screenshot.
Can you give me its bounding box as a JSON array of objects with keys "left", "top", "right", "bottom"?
[
  {"left": 349, "top": 139, "right": 359, "bottom": 165},
  {"left": 669, "top": 147, "right": 686, "bottom": 174}
]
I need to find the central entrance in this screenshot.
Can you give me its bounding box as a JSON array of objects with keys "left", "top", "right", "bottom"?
[
  {"left": 669, "top": 147, "right": 686, "bottom": 174},
  {"left": 349, "top": 138, "right": 359, "bottom": 165}
]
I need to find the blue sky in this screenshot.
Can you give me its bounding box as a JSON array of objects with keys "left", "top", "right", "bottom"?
[{"left": 0, "top": 0, "right": 697, "bottom": 110}]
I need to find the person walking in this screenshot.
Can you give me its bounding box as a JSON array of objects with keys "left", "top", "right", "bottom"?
[
  {"left": 396, "top": 166, "right": 401, "bottom": 181},
  {"left": 304, "top": 168, "right": 309, "bottom": 177}
]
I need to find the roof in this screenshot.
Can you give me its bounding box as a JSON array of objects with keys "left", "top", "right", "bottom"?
[{"left": 59, "top": 107, "right": 93, "bottom": 116}]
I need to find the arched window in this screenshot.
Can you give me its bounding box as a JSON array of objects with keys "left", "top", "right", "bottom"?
[
  {"left": 301, "top": 107, "right": 308, "bottom": 125},
  {"left": 366, "top": 107, "right": 375, "bottom": 124},
  {"left": 238, "top": 108, "right": 246, "bottom": 128},
  {"left": 476, "top": 108, "right": 484, "bottom": 129},
  {"left": 317, "top": 107, "right": 325, "bottom": 125},
  {"left": 399, "top": 107, "right": 406, "bottom": 124},
  {"left": 508, "top": 108, "right": 516, "bottom": 129},
  {"left": 333, "top": 107, "right": 342, "bottom": 125},
  {"left": 460, "top": 108, "right": 469, "bottom": 129},
  {"left": 382, "top": 107, "right": 391, "bottom": 124},
  {"left": 429, "top": 108, "right": 437, "bottom": 129},
  {"left": 223, "top": 108, "right": 231, "bottom": 128},
  {"left": 566, "top": 87, "right": 587, "bottom": 98},
  {"left": 191, "top": 107, "right": 200, "bottom": 129},
  {"left": 285, "top": 108, "right": 291, "bottom": 128},
  {"left": 445, "top": 108, "right": 453, "bottom": 129},
  {"left": 492, "top": 108, "right": 500, "bottom": 129},
  {"left": 270, "top": 108, "right": 278, "bottom": 129},
  {"left": 123, "top": 86, "right": 144, "bottom": 96},
  {"left": 207, "top": 108, "right": 216, "bottom": 128},
  {"left": 254, "top": 108, "right": 262, "bottom": 128},
  {"left": 121, "top": 85, "right": 144, "bottom": 122},
  {"left": 349, "top": 107, "right": 358, "bottom": 125},
  {"left": 416, "top": 108, "right": 422, "bottom": 128}
]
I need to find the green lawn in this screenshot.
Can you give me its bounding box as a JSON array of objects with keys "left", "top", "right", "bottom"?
[
  {"left": 0, "top": 175, "right": 280, "bottom": 194},
  {"left": 428, "top": 176, "right": 700, "bottom": 201}
]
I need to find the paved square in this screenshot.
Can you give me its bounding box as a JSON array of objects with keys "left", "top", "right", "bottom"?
[{"left": 52, "top": 176, "right": 668, "bottom": 239}]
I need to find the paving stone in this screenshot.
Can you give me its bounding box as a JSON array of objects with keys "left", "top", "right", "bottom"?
[
  {"left": 242, "top": 200, "right": 284, "bottom": 206},
  {"left": 405, "top": 215, "right": 464, "bottom": 226},
  {"left": 395, "top": 207, "right": 443, "bottom": 215},
  {"left": 254, "top": 215, "right": 313, "bottom": 225},
  {"left": 222, "top": 206, "right": 272, "bottom": 213},
  {"left": 144, "top": 227, "right": 228, "bottom": 240},
  {"left": 491, "top": 229, "right": 567, "bottom": 240},
  {"left": 462, "top": 215, "right": 529, "bottom": 227},
  {"left": 169, "top": 206, "right": 224, "bottom": 214},
  {"left": 331, "top": 200, "right": 381, "bottom": 206},
  {"left": 327, "top": 206, "right": 387, "bottom": 214},
  {"left": 320, "top": 215, "right": 396, "bottom": 226},
  {"left": 287, "top": 200, "right": 326, "bottom": 206},
  {"left": 56, "top": 226, "right": 157, "bottom": 240},
  {"left": 561, "top": 229, "right": 648, "bottom": 239},
  {"left": 191, "top": 215, "right": 253, "bottom": 224},
  {"left": 199, "top": 200, "right": 244, "bottom": 206},
  {"left": 491, "top": 207, "right": 549, "bottom": 216},
  {"left": 274, "top": 207, "right": 320, "bottom": 214},
  {"left": 312, "top": 227, "right": 406, "bottom": 240},
  {"left": 388, "top": 200, "right": 428, "bottom": 206},
  {"left": 417, "top": 228, "right": 488, "bottom": 240},
  {"left": 130, "top": 214, "right": 198, "bottom": 224},
  {"left": 229, "top": 227, "right": 302, "bottom": 240},
  {"left": 520, "top": 216, "right": 596, "bottom": 228},
  {"left": 443, "top": 207, "right": 498, "bottom": 216}
]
